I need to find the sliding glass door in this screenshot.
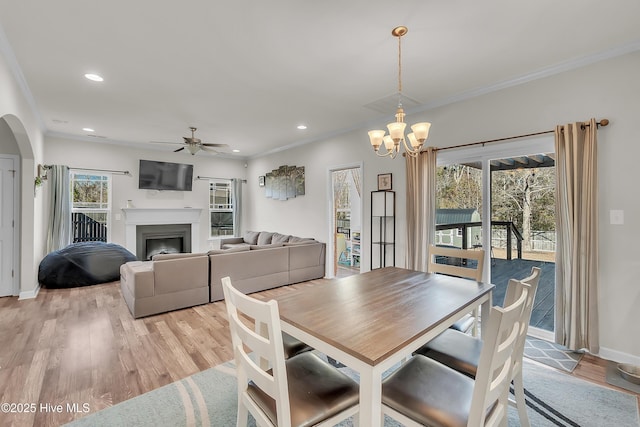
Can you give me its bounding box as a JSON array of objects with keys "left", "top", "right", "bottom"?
[{"left": 436, "top": 137, "right": 555, "bottom": 338}]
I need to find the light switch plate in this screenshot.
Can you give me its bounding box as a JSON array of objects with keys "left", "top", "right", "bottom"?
[{"left": 610, "top": 210, "right": 624, "bottom": 225}]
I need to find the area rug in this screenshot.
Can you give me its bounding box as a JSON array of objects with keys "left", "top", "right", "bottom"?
[
  {"left": 524, "top": 336, "right": 584, "bottom": 372},
  {"left": 66, "top": 357, "right": 639, "bottom": 427}
]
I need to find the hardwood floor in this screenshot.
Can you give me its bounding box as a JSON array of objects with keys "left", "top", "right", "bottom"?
[{"left": 0, "top": 279, "right": 637, "bottom": 427}]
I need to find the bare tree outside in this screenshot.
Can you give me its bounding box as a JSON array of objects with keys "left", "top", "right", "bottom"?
[
  {"left": 436, "top": 161, "right": 556, "bottom": 255},
  {"left": 492, "top": 167, "right": 555, "bottom": 251}
]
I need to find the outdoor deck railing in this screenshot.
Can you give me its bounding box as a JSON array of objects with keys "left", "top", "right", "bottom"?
[
  {"left": 72, "top": 212, "right": 107, "bottom": 243},
  {"left": 436, "top": 221, "right": 523, "bottom": 259}
]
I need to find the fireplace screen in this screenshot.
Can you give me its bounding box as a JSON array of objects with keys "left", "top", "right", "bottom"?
[
  {"left": 145, "top": 237, "right": 183, "bottom": 260},
  {"left": 136, "top": 223, "right": 192, "bottom": 260}
]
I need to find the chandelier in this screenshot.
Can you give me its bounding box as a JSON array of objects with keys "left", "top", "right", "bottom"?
[{"left": 368, "top": 26, "right": 431, "bottom": 158}]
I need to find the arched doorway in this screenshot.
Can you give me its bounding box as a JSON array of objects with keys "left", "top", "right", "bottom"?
[{"left": 0, "top": 117, "right": 22, "bottom": 296}]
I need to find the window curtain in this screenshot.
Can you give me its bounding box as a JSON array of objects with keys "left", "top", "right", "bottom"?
[
  {"left": 554, "top": 118, "right": 599, "bottom": 353},
  {"left": 405, "top": 147, "right": 437, "bottom": 272},
  {"left": 232, "top": 178, "right": 243, "bottom": 237},
  {"left": 46, "top": 165, "right": 71, "bottom": 252},
  {"left": 350, "top": 168, "right": 362, "bottom": 198}
]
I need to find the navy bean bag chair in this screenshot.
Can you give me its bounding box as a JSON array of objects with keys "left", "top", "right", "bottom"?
[{"left": 38, "top": 242, "right": 137, "bottom": 288}]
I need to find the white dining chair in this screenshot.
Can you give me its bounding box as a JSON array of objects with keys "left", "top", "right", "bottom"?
[
  {"left": 381, "top": 279, "right": 529, "bottom": 427},
  {"left": 222, "top": 276, "right": 359, "bottom": 427},
  {"left": 427, "top": 244, "right": 485, "bottom": 335},
  {"left": 415, "top": 267, "right": 541, "bottom": 427}
]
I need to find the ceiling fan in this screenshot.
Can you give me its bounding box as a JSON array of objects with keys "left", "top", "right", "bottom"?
[{"left": 150, "top": 127, "right": 229, "bottom": 155}]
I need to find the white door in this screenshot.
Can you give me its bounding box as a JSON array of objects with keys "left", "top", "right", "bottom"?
[{"left": 0, "top": 157, "right": 15, "bottom": 296}]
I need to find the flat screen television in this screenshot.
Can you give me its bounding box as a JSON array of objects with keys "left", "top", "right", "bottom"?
[{"left": 138, "top": 159, "right": 194, "bottom": 191}]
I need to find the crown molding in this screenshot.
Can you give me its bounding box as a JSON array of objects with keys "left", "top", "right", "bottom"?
[
  {"left": 0, "top": 23, "right": 46, "bottom": 132},
  {"left": 253, "top": 39, "right": 640, "bottom": 160}
]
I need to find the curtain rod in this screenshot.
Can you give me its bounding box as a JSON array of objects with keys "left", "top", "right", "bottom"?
[
  {"left": 196, "top": 175, "right": 247, "bottom": 183},
  {"left": 427, "top": 118, "right": 609, "bottom": 153},
  {"left": 43, "top": 164, "right": 131, "bottom": 176}
]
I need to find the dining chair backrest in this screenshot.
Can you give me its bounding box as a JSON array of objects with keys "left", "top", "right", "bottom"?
[
  {"left": 469, "top": 279, "right": 529, "bottom": 426},
  {"left": 427, "top": 244, "right": 485, "bottom": 282},
  {"left": 506, "top": 267, "right": 541, "bottom": 376},
  {"left": 428, "top": 244, "right": 486, "bottom": 335},
  {"left": 222, "top": 276, "right": 292, "bottom": 426}
]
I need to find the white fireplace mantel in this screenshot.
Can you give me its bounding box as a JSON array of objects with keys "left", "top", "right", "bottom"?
[{"left": 122, "top": 208, "right": 203, "bottom": 255}]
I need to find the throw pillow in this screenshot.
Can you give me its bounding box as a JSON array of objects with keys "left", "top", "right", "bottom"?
[
  {"left": 243, "top": 231, "right": 260, "bottom": 245},
  {"left": 271, "top": 232, "right": 291, "bottom": 244},
  {"left": 257, "top": 231, "right": 275, "bottom": 245}
]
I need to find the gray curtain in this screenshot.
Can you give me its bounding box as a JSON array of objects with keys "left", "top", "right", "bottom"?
[
  {"left": 46, "top": 165, "right": 71, "bottom": 252},
  {"left": 554, "top": 118, "right": 599, "bottom": 353},
  {"left": 405, "top": 147, "right": 437, "bottom": 272},
  {"left": 232, "top": 178, "right": 243, "bottom": 237}
]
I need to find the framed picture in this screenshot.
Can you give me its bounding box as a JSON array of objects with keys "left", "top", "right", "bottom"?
[
  {"left": 258, "top": 176, "right": 265, "bottom": 187},
  {"left": 377, "top": 173, "right": 392, "bottom": 190}
]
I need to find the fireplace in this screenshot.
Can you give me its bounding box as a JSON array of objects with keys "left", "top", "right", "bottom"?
[
  {"left": 136, "top": 223, "right": 192, "bottom": 260},
  {"left": 122, "top": 208, "right": 203, "bottom": 258}
]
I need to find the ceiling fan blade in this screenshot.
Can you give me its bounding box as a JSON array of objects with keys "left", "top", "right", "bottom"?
[
  {"left": 200, "top": 146, "right": 219, "bottom": 154},
  {"left": 174, "top": 147, "right": 185, "bottom": 152},
  {"left": 149, "top": 140, "right": 182, "bottom": 145},
  {"left": 202, "top": 143, "right": 229, "bottom": 148}
]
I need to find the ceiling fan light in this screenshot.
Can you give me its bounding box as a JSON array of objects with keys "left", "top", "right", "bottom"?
[{"left": 186, "top": 144, "right": 199, "bottom": 155}]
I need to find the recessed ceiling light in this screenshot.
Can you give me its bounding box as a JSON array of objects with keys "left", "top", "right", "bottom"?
[
  {"left": 297, "top": 124, "right": 307, "bottom": 130},
  {"left": 232, "top": 149, "right": 240, "bottom": 153},
  {"left": 83, "top": 127, "right": 95, "bottom": 132},
  {"left": 84, "top": 73, "right": 104, "bottom": 82}
]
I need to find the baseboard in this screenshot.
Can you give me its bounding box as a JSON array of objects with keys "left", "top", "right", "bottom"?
[
  {"left": 528, "top": 328, "right": 640, "bottom": 366},
  {"left": 599, "top": 347, "right": 640, "bottom": 366},
  {"left": 18, "top": 284, "right": 40, "bottom": 300}
]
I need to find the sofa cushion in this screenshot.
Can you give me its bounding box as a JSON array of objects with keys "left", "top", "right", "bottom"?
[
  {"left": 257, "top": 232, "right": 275, "bottom": 245},
  {"left": 152, "top": 252, "right": 207, "bottom": 261},
  {"left": 221, "top": 242, "right": 251, "bottom": 250},
  {"left": 288, "top": 235, "right": 314, "bottom": 243},
  {"left": 272, "top": 232, "right": 291, "bottom": 244},
  {"left": 243, "top": 231, "right": 260, "bottom": 245},
  {"left": 250, "top": 243, "right": 284, "bottom": 250},
  {"left": 208, "top": 246, "right": 251, "bottom": 255},
  {"left": 284, "top": 239, "right": 318, "bottom": 246}
]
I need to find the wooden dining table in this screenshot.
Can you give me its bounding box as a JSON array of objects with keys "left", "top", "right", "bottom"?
[{"left": 272, "top": 266, "right": 495, "bottom": 427}]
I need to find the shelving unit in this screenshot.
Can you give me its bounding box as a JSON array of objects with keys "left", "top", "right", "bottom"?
[
  {"left": 349, "top": 229, "right": 361, "bottom": 266},
  {"left": 371, "top": 190, "right": 395, "bottom": 269}
]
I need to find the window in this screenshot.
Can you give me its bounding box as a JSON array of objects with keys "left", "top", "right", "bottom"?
[
  {"left": 70, "top": 172, "right": 111, "bottom": 242},
  {"left": 210, "top": 180, "right": 235, "bottom": 237}
]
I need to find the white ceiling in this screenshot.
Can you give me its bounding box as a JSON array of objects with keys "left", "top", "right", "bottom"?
[{"left": 1, "top": 1, "right": 639, "bottom": 159}]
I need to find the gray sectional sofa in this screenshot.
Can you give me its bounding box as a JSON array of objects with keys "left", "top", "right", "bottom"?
[{"left": 120, "top": 231, "right": 326, "bottom": 318}]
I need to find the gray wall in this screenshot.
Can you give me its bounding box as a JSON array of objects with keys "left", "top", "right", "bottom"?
[{"left": 246, "top": 51, "right": 640, "bottom": 364}]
